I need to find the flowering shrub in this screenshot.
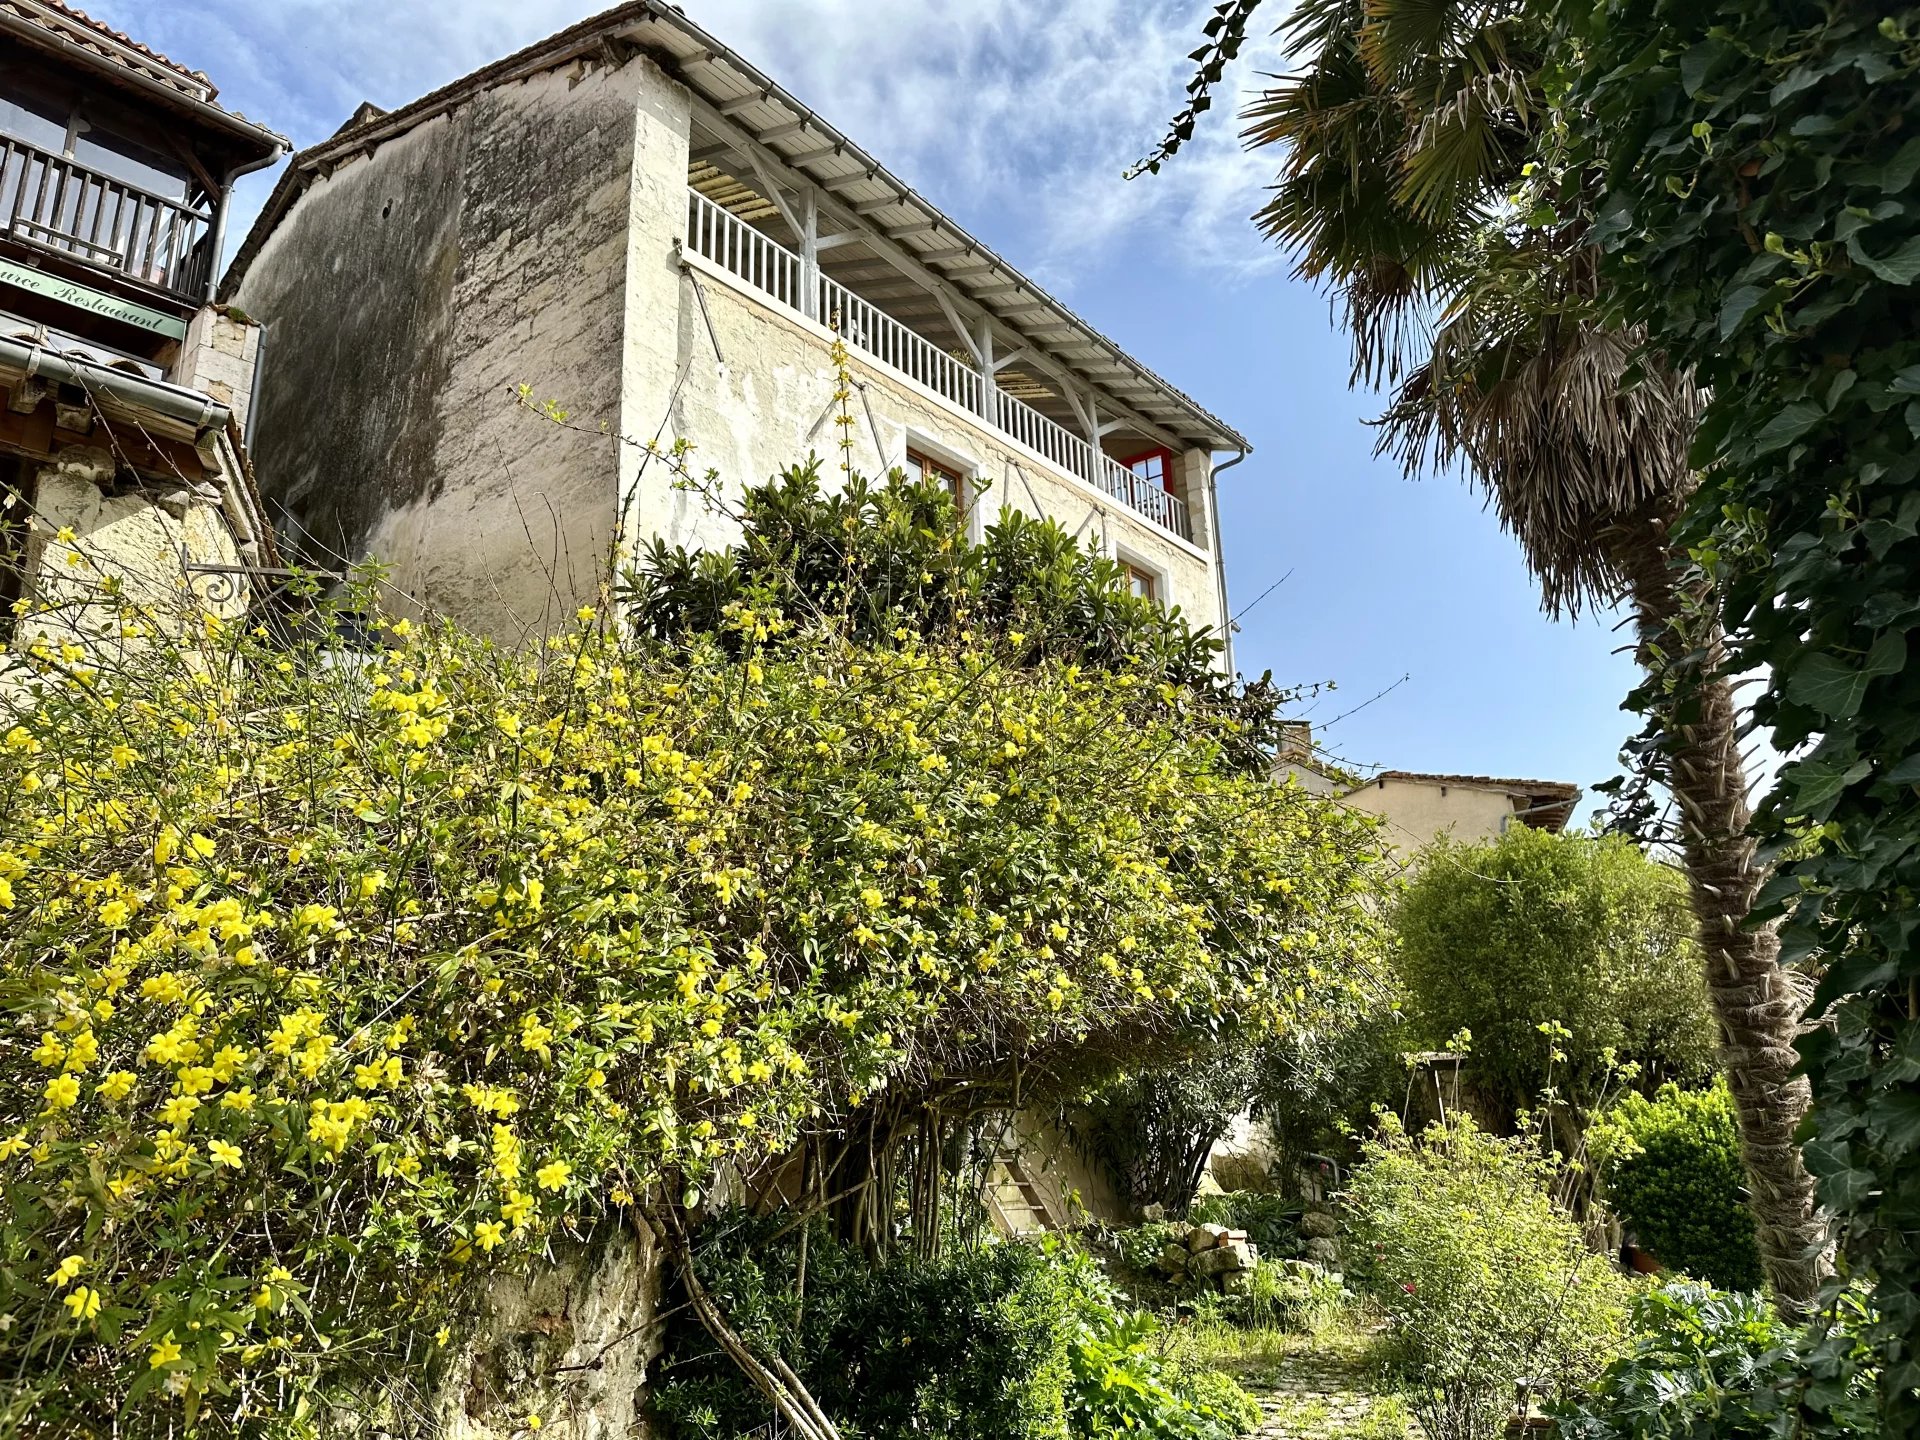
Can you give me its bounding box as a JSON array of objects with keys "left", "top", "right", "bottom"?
[
  {"left": 0, "top": 583, "right": 1380, "bottom": 1431},
  {"left": 1344, "top": 1115, "right": 1631, "bottom": 1440}
]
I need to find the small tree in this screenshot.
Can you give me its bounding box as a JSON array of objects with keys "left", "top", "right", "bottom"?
[
  {"left": 1393, "top": 827, "right": 1715, "bottom": 1124},
  {"left": 1072, "top": 1044, "right": 1263, "bottom": 1216}
]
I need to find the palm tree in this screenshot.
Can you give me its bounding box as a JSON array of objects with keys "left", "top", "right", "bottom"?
[{"left": 1222, "top": 0, "right": 1828, "bottom": 1308}]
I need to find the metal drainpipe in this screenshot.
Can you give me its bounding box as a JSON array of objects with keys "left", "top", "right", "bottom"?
[
  {"left": 244, "top": 320, "right": 268, "bottom": 450},
  {"left": 207, "top": 149, "right": 288, "bottom": 305},
  {"left": 1208, "top": 448, "right": 1246, "bottom": 677}
]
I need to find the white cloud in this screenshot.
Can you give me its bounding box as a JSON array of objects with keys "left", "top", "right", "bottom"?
[{"left": 100, "top": 0, "right": 1294, "bottom": 286}]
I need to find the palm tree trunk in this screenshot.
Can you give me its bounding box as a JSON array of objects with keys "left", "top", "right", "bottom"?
[{"left": 1612, "top": 513, "right": 1828, "bottom": 1313}]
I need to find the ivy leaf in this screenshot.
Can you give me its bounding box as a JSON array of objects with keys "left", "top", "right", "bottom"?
[
  {"left": 1750, "top": 400, "right": 1824, "bottom": 454},
  {"left": 1785, "top": 633, "right": 1907, "bottom": 719},
  {"left": 1802, "top": 1138, "right": 1876, "bottom": 1208},
  {"left": 1718, "top": 284, "right": 1769, "bottom": 337},
  {"left": 1679, "top": 40, "right": 1727, "bottom": 96},
  {"left": 1847, "top": 233, "right": 1920, "bottom": 285},
  {"left": 1876, "top": 136, "right": 1920, "bottom": 193},
  {"left": 1871, "top": 1089, "right": 1920, "bottom": 1159}
]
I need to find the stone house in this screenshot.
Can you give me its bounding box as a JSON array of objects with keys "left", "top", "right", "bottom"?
[
  {"left": 0, "top": 0, "right": 285, "bottom": 654},
  {"left": 220, "top": 2, "right": 1249, "bottom": 652},
  {"left": 1342, "top": 768, "right": 1582, "bottom": 859}
]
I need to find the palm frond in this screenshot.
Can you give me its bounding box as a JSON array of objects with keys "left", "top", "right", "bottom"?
[{"left": 1377, "top": 240, "right": 1702, "bottom": 617}]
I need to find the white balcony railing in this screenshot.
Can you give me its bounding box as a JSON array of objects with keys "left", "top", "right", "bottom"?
[{"left": 684, "top": 189, "right": 1192, "bottom": 542}]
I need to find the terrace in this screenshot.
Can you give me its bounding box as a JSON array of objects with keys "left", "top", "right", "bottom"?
[{"left": 683, "top": 182, "right": 1194, "bottom": 540}]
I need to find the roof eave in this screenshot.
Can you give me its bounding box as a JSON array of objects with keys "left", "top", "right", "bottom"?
[
  {"left": 0, "top": 9, "right": 289, "bottom": 160},
  {"left": 219, "top": 0, "right": 1249, "bottom": 453}
]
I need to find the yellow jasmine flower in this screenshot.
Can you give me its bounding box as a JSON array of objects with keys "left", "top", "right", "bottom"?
[
  {"left": 534, "top": 1160, "right": 571, "bottom": 1192},
  {"left": 208, "top": 1140, "right": 243, "bottom": 1169},
  {"left": 48, "top": 1255, "right": 85, "bottom": 1288},
  {"left": 62, "top": 1286, "right": 102, "bottom": 1321},
  {"left": 43, "top": 1074, "right": 80, "bottom": 1111},
  {"left": 157, "top": 1095, "right": 200, "bottom": 1130},
  {"left": 149, "top": 1337, "right": 181, "bottom": 1368},
  {"left": 473, "top": 1221, "right": 506, "bottom": 1252}
]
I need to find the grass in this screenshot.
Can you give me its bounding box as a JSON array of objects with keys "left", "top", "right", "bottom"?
[{"left": 1261, "top": 1391, "right": 1418, "bottom": 1440}]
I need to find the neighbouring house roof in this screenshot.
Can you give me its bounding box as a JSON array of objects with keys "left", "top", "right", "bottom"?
[
  {"left": 0, "top": 0, "right": 287, "bottom": 153},
  {"left": 220, "top": 1, "right": 1250, "bottom": 453},
  {"left": 1364, "top": 770, "right": 1582, "bottom": 832}
]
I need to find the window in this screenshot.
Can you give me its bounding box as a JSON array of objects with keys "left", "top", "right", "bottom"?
[
  {"left": 905, "top": 447, "right": 964, "bottom": 507},
  {"left": 72, "top": 121, "right": 191, "bottom": 202},
  {"left": 0, "top": 74, "right": 69, "bottom": 154},
  {"left": 1121, "top": 446, "right": 1176, "bottom": 495},
  {"left": 1121, "top": 561, "right": 1158, "bottom": 603}
]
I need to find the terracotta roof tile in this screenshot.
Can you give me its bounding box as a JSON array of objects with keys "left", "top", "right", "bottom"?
[
  {"left": 11, "top": 0, "right": 211, "bottom": 92},
  {"left": 4, "top": 1, "right": 287, "bottom": 143}
]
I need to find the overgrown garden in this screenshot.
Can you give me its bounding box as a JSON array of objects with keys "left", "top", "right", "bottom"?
[
  {"left": 1134, "top": 0, "right": 1920, "bottom": 1429},
  {"left": 0, "top": 460, "right": 1382, "bottom": 1434}
]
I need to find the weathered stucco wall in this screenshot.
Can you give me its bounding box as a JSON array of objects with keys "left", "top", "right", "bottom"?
[
  {"left": 235, "top": 45, "right": 1219, "bottom": 639},
  {"left": 656, "top": 263, "right": 1224, "bottom": 630},
  {"left": 236, "top": 56, "right": 684, "bottom": 639},
  {"left": 1342, "top": 777, "right": 1522, "bottom": 858}
]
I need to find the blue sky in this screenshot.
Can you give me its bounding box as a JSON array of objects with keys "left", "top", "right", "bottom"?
[{"left": 96, "top": 0, "right": 1640, "bottom": 802}]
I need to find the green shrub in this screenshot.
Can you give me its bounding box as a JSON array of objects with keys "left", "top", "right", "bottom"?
[
  {"left": 1110, "top": 1219, "right": 1194, "bottom": 1278},
  {"left": 655, "top": 1215, "right": 1075, "bottom": 1439},
  {"left": 655, "top": 1221, "right": 1259, "bottom": 1440},
  {"left": 1344, "top": 1115, "right": 1631, "bottom": 1440},
  {"left": 1065, "top": 1302, "right": 1260, "bottom": 1439},
  {"left": 1394, "top": 827, "right": 1716, "bottom": 1118},
  {"left": 1589, "top": 1080, "right": 1764, "bottom": 1292},
  {"left": 1251, "top": 998, "right": 1412, "bottom": 1172},
  {"left": 1076, "top": 1045, "right": 1264, "bottom": 1215},
  {"left": 1190, "top": 1190, "right": 1303, "bottom": 1259},
  {"left": 1192, "top": 1258, "right": 1349, "bottom": 1335},
  {"left": 1552, "top": 1282, "right": 1882, "bottom": 1439}
]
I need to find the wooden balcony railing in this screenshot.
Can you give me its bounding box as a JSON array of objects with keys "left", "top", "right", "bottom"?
[
  {"left": 1, "top": 135, "right": 213, "bottom": 303},
  {"left": 685, "top": 188, "right": 1194, "bottom": 542}
]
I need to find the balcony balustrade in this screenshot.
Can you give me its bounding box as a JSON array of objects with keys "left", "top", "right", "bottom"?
[
  {"left": 685, "top": 188, "right": 1192, "bottom": 542},
  {"left": 1, "top": 134, "right": 213, "bottom": 304}
]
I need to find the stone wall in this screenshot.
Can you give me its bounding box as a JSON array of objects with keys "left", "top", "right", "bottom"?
[
  {"left": 235, "top": 56, "right": 678, "bottom": 639},
  {"left": 332, "top": 1223, "right": 663, "bottom": 1440},
  {"left": 11, "top": 450, "right": 246, "bottom": 655}
]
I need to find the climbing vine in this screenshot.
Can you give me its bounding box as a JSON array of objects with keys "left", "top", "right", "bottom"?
[
  {"left": 0, "top": 552, "right": 1380, "bottom": 1429},
  {"left": 1556, "top": 0, "right": 1920, "bottom": 1420}
]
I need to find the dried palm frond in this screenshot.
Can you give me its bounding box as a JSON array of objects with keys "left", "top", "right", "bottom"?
[{"left": 1376, "top": 236, "right": 1701, "bottom": 617}]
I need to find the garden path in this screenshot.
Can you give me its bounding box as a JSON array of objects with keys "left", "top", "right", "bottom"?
[{"left": 1239, "top": 1329, "right": 1421, "bottom": 1440}]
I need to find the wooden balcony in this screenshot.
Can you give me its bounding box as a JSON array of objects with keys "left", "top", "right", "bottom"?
[{"left": 1, "top": 134, "right": 213, "bottom": 306}]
